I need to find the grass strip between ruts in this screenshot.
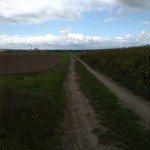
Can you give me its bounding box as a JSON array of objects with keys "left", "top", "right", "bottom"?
[{"left": 76, "top": 60, "right": 150, "bottom": 150}]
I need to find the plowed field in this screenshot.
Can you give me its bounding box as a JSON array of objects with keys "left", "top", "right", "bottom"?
[{"left": 0, "top": 55, "right": 63, "bottom": 75}]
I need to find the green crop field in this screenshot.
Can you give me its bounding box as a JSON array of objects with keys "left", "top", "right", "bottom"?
[{"left": 78, "top": 46, "right": 150, "bottom": 100}]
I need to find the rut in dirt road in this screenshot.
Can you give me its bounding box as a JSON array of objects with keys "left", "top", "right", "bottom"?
[
  {"left": 63, "top": 57, "right": 118, "bottom": 150},
  {"left": 72, "top": 54, "right": 150, "bottom": 129}
]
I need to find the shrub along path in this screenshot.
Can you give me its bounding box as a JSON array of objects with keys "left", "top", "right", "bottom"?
[{"left": 71, "top": 54, "right": 150, "bottom": 129}]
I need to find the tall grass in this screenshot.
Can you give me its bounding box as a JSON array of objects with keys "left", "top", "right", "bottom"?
[
  {"left": 0, "top": 54, "right": 70, "bottom": 150},
  {"left": 79, "top": 46, "right": 150, "bottom": 100}
]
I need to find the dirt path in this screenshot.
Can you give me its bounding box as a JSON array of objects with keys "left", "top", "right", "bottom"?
[
  {"left": 72, "top": 54, "right": 150, "bottom": 129},
  {"left": 63, "top": 57, "right": 118, "bottom": 150}
]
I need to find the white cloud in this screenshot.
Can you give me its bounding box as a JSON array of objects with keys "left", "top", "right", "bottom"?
[
  {"left": 107, "top": 6, "right": 127, "bottom": 16},
  {"left": 141, "top": 20, "right": 150, "bottom": 25},
  {"left": 1, "top": 31, "right": 150, "bottom": 49},
  {"left": 1, "top": 0, "right": 149, "bottom": 24},
  {"left": 116, "top": 7, "right": 126, "bottom": 16},
  {"left": 104, "top": 6, "right": 129, "bottom": 23},
  {"left": 0, "top": 0, "right": 115, "bottom": 24},
  {"left": 59, "top": 25, "right": 74, "bottom": 37},
  {"left": 104, "top": 17, "right": 116, "bottom": 22}
]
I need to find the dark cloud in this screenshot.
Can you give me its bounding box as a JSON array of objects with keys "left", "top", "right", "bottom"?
[{"left": 119, "top": 0, "right": 150, "bottom": 9}]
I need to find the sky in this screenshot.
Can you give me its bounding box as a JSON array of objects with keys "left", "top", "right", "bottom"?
[{"left": 0, "top": 0, "right": 150, "bottom": 49}]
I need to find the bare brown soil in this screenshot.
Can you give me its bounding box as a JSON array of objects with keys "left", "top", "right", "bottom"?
[
  {"left": 72, "top": 54, "right": 150, "bottom": 129},
  {"left": 62, "top": 57, "right": 120, "bottom": 150},
  {"left": 0, "top": 55, "right": 63, "bottom": 75}
]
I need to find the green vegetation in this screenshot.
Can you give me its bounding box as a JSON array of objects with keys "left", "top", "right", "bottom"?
[
  {"left": 76, "top": 60, "right": 150, "bottom": 150},
  {"left": 0, "top": 54, "right": 70, "bottom": 150},
  {"left": 78, "top": 46, "right": 150, "bottom": 100}
]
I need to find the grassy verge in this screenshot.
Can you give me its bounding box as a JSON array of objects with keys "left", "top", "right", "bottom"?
[
  {"left": 76, "top": 60, "right": 150, "bottom": 150},
  {"left": 78, "top": 46, "right": 150, "bottom": 100},
  {"left": 0, "top": 54, "right": 70, "bottom": 150}
]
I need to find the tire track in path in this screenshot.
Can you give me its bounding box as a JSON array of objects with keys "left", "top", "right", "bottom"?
[{"left": 62, "top": 57, "right": 118, "bottom": 150}]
